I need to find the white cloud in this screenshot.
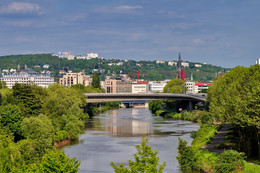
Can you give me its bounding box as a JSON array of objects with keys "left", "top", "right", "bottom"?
[
  {"left": 0, "top": 2, "right": 43, "bottom": 15},
  {"left": 192, "top": 39, "right": 205, "bottom": 45},
  {"left": 94, "top": 5, "right": 143, "bottom": 14},
  {"left": 115, "top": 5, "right": 143, "bottom": 11}
]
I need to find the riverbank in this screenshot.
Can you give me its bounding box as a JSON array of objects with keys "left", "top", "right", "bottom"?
[
  {"left": 149, "top": 105, "right": 260, "bottom": 172},
  {"left": 177, "top": 122, "right": 260, "bottom": 172}
]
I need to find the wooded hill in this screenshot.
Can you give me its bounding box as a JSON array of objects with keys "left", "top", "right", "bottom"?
[{"left": 0, "top": 54, "right": 230, "bottom": 81}]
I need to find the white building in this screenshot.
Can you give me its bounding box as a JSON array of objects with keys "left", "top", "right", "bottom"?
[
  {"left": 156, "top": 60, "right": 165, "bottom": 64},
  {"left": 43, "top": 64, "right": 49, "bottom": 69},
  {"left": 76, "top": 56, "right": 86, "bottom": 60},
  {"left": 132, "top": 82, "right": 148, "bottom": 93},
  {"left": 168, "top": 61, "right": 177, "bottom": 66},
  {"left": 58, "top": 52, "right": 70, "bottom": 58},
  {"left": 67, "top": 55, "right": 75, "bottom": 60},
  {"left": 195, "top": 64, "right": 202, "bottom": 68},
  {"left": 257, "top": 58, "right": 260, "bottom": 65},
  {"left": 0, "top": 74, "right": 54, "bottom": 89},
  {"left": 87, "top": 52, "right": 98, "bottom": 59},
  {"left": 148, "top": 81, "right": 167, "bottom": 93},
  {"left": 185, "top": 81, "right": 197, "bottom": 94},
  {"left": 181, "top": 62, "right": 189, "bottom": 67},
  {"left": 10, "top": 69, "right": 17, "bottom": 73}
]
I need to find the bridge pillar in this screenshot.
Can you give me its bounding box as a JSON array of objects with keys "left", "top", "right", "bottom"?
[{"left": 188, "top": 101, "right": 193, "bottom": 112}]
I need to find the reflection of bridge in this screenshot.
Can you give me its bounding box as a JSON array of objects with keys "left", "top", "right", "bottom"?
[
  {"left": 84, "top": 93, "right": 206, "bottom": 103},
  {"left": 84, "top": 93, "right": 206, "bottom": 111}
]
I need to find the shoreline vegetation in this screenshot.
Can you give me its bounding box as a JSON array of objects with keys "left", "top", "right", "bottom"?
[
  {"left": 148, "top": 65, "right": 260, "bottom": 172},
  {"left": 0, "top": 83, "right": 120, "bottom": 172},
  {"left": 149, "top": 104, "right": 260, "bottom": 172}
]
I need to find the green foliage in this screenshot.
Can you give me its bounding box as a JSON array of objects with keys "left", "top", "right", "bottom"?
[
  {"left": 62, "top": 114, "right": 84, "bottom": 140},
  {"left": 54, "top": 130, "right": 69, "bottom": 142},
  {"left": 39, "top": 149, "right": 80, "bottom": 173},
  {"left": 12, "top": 84, "right": 44, "bottom": 117},
  {"left": 163, "top": 78, "right": 186, "bottom": 93},
  {"left": 21, "top": 115, "right": 54, "bottom": 156},
  {"left": 155, "top": 110, "right": 165, "bottom": 116},
  {"left": 191, "top": 124, "right": 218, "bottom": 148},
  {"left": 148, "top": 100, "right": 163, "bottom": 113},
  {"left": 0, "top": 81, "right": 7, "bottom": 89},
  {"left": 215, "top": 150, "right": 245, "bottom": 173},
  {"left": 0, "top": 54, "right": 230, "bottom": 81},
  {"left": 92, "top": 72, "right": 101, "bottom": 89},
  {"left": 207, "top": 65, "right": 260, "bottom": 128},
  {"left": 207, "top": 65, "right": 260, "bottom": 158},
  {"left": 111, "top": 137, "right": 166, "bottom": 173},
  {"left": 0, "top": 104, "right": 23, "bottom": 140},
  {"left": 177, "top": 138, "right": 200, "bottom": 170}
]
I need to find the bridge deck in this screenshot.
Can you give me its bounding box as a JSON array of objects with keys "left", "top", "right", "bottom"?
[{"left": 84, "top": 93, "right": 206, "bottom": 103}]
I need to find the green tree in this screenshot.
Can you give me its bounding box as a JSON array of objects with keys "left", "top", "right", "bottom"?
[
  {"left": 207, "top": 65, "right": 260, "bottom": 158},
  {"left": 12, "top": 84, "right": 43, "bottom": 117},
  {"left": 148, "top": 100, "right": 163, "bottom": 113},
  {"left": 163, "top": 79, "right": 186, "bottom": 93},
  {"left": 91, "top": 72, "right": 101, "bottom": 89},
  {"left": 0, "top": 81, "right": 7, "bottom": 89},
  {"left": 111, "top": 137, "right": 166, "bottom": 173},
  {"left": 0, "top": 104, "right": 23, "bottom": 141},
  {"left": 21, "top": 115, "right": 54, "bottom": 156},
  {"left": 39, "top": 149, "right": 80, "bottom": 173}
]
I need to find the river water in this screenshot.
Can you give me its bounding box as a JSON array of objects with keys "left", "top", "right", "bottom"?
[{"left": 64, "top": 108, "right": 200, "bottom": 173}]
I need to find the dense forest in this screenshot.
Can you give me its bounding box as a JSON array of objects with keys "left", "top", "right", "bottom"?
[{"left": 0, "top": 54, "right": 230, "bottom": 81}]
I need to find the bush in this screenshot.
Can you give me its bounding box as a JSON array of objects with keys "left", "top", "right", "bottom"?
[
  {"left": 215, "top": 150, "right": 245, "bottom": 173},
  {"left": 191, "top": 124, "right": 218, "bottom": 148},
  {"left": 200, "top": 112, "right": 213, "bottom": 124},
  {"left": 111, "top": 137, "right": 166, "bottom": 172},
  {"left": 149, "top": 100, "right": 163, "bottom": 113},
  {"left": 54, "top": 130, "right": 69, "bottom": 142},
  {"left": 177, "top": 138, "right": 200, "bottom": 170},
  {"left": 155, "top": 110, "right": 165, "bottom": 116}
]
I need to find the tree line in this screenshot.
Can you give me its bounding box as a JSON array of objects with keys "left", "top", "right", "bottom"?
[{"left": 0, "top": 54, "right": 230, "bottom": 81}]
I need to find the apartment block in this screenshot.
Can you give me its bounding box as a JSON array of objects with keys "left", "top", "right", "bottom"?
[{"left": 59, "top": 72, "right": 92, "bottom": 87}]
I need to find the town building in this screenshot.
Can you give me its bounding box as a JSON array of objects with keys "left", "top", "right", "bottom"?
[
  {"left": 87, "top": 52, "right": 98, "bottom": 59},
  {"left": 43, "top": 64, "right": 49, "bottom": 69},
  {"left": 105, "top": 76, "right": 132, "bottom": 93},
  {"left": 156, "top": 60, "right": 165, "bottom": 64},
  {"left": 181, "top": 62, "right": 189, "bottom": 67},
  {"left": 168, "top": 61, "right": 177, "bottom": 66},
  {"left": 132, "top": 81, "right": 148, "bottom": 93},
  {"left": 185, "top": 81, "right": 197, "bottom": 94},
  {"left": 257, "top": 58, "right": 260, "bottom": 65},
  {"left": 0, "top": 66, "right": 54, "bottom": 89},
  {"left": 148, "top": 81, "right": 168, "bottom": 93},
  {"left": 59, "top": 72, "right": 92, "bottom": 87},
  {"left": 194, "top": 64, "right": 202, "bottom": 67}
]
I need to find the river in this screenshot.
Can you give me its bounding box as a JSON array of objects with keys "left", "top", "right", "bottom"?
[{"left": 64, "top": 108, "right": 200, "bottom": 173}]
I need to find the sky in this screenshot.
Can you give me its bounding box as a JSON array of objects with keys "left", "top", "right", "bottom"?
[{"left": 0, "top": 0, "right": 259, "bottom": 68}]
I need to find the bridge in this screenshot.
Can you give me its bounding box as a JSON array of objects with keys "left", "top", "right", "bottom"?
[
  {"left": 84, "top": 93, "right": 206, "bottom": 111},
  {"left": 84, "top": 93, "right": 206, "bottom": 103}
]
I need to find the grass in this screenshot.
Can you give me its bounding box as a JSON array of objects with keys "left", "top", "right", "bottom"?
[
  {"left": 242, "top": 162, "right": 260, "bottom": 173},
  {"left": 191, "top": 124, "right": 219, "bottom": 148}
]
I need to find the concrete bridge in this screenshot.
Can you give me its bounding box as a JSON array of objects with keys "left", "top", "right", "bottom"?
[
  {"left": 84, "top": 93, "right": 206, "bottom": 103},
  {"left": 84, "top": 93, "right": 206, "bottom": 111}
]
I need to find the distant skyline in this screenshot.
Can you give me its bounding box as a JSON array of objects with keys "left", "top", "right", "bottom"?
[{"left": 0, "top": 0, "right": 259, "bottom": 68}]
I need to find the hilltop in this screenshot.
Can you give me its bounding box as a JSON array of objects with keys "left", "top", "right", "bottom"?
[{"left": 0, "top": 54, "right": 230, "bottom": 81}]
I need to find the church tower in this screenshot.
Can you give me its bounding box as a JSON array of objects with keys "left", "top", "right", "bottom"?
[{"left": 176, "top": 53, "right": 186, "bottom": 81}]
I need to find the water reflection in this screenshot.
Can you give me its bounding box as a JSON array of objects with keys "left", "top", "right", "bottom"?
[
  {"left": 64, "top": 108, "right": 200, "bottom": 173},
  {"left": 105, "top": 109, "right": 152, "bottom": 136}
]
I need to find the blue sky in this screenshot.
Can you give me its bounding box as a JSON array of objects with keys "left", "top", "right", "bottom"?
[{"left": 0, "top": 0, "right": 259, "bottom": 67}]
